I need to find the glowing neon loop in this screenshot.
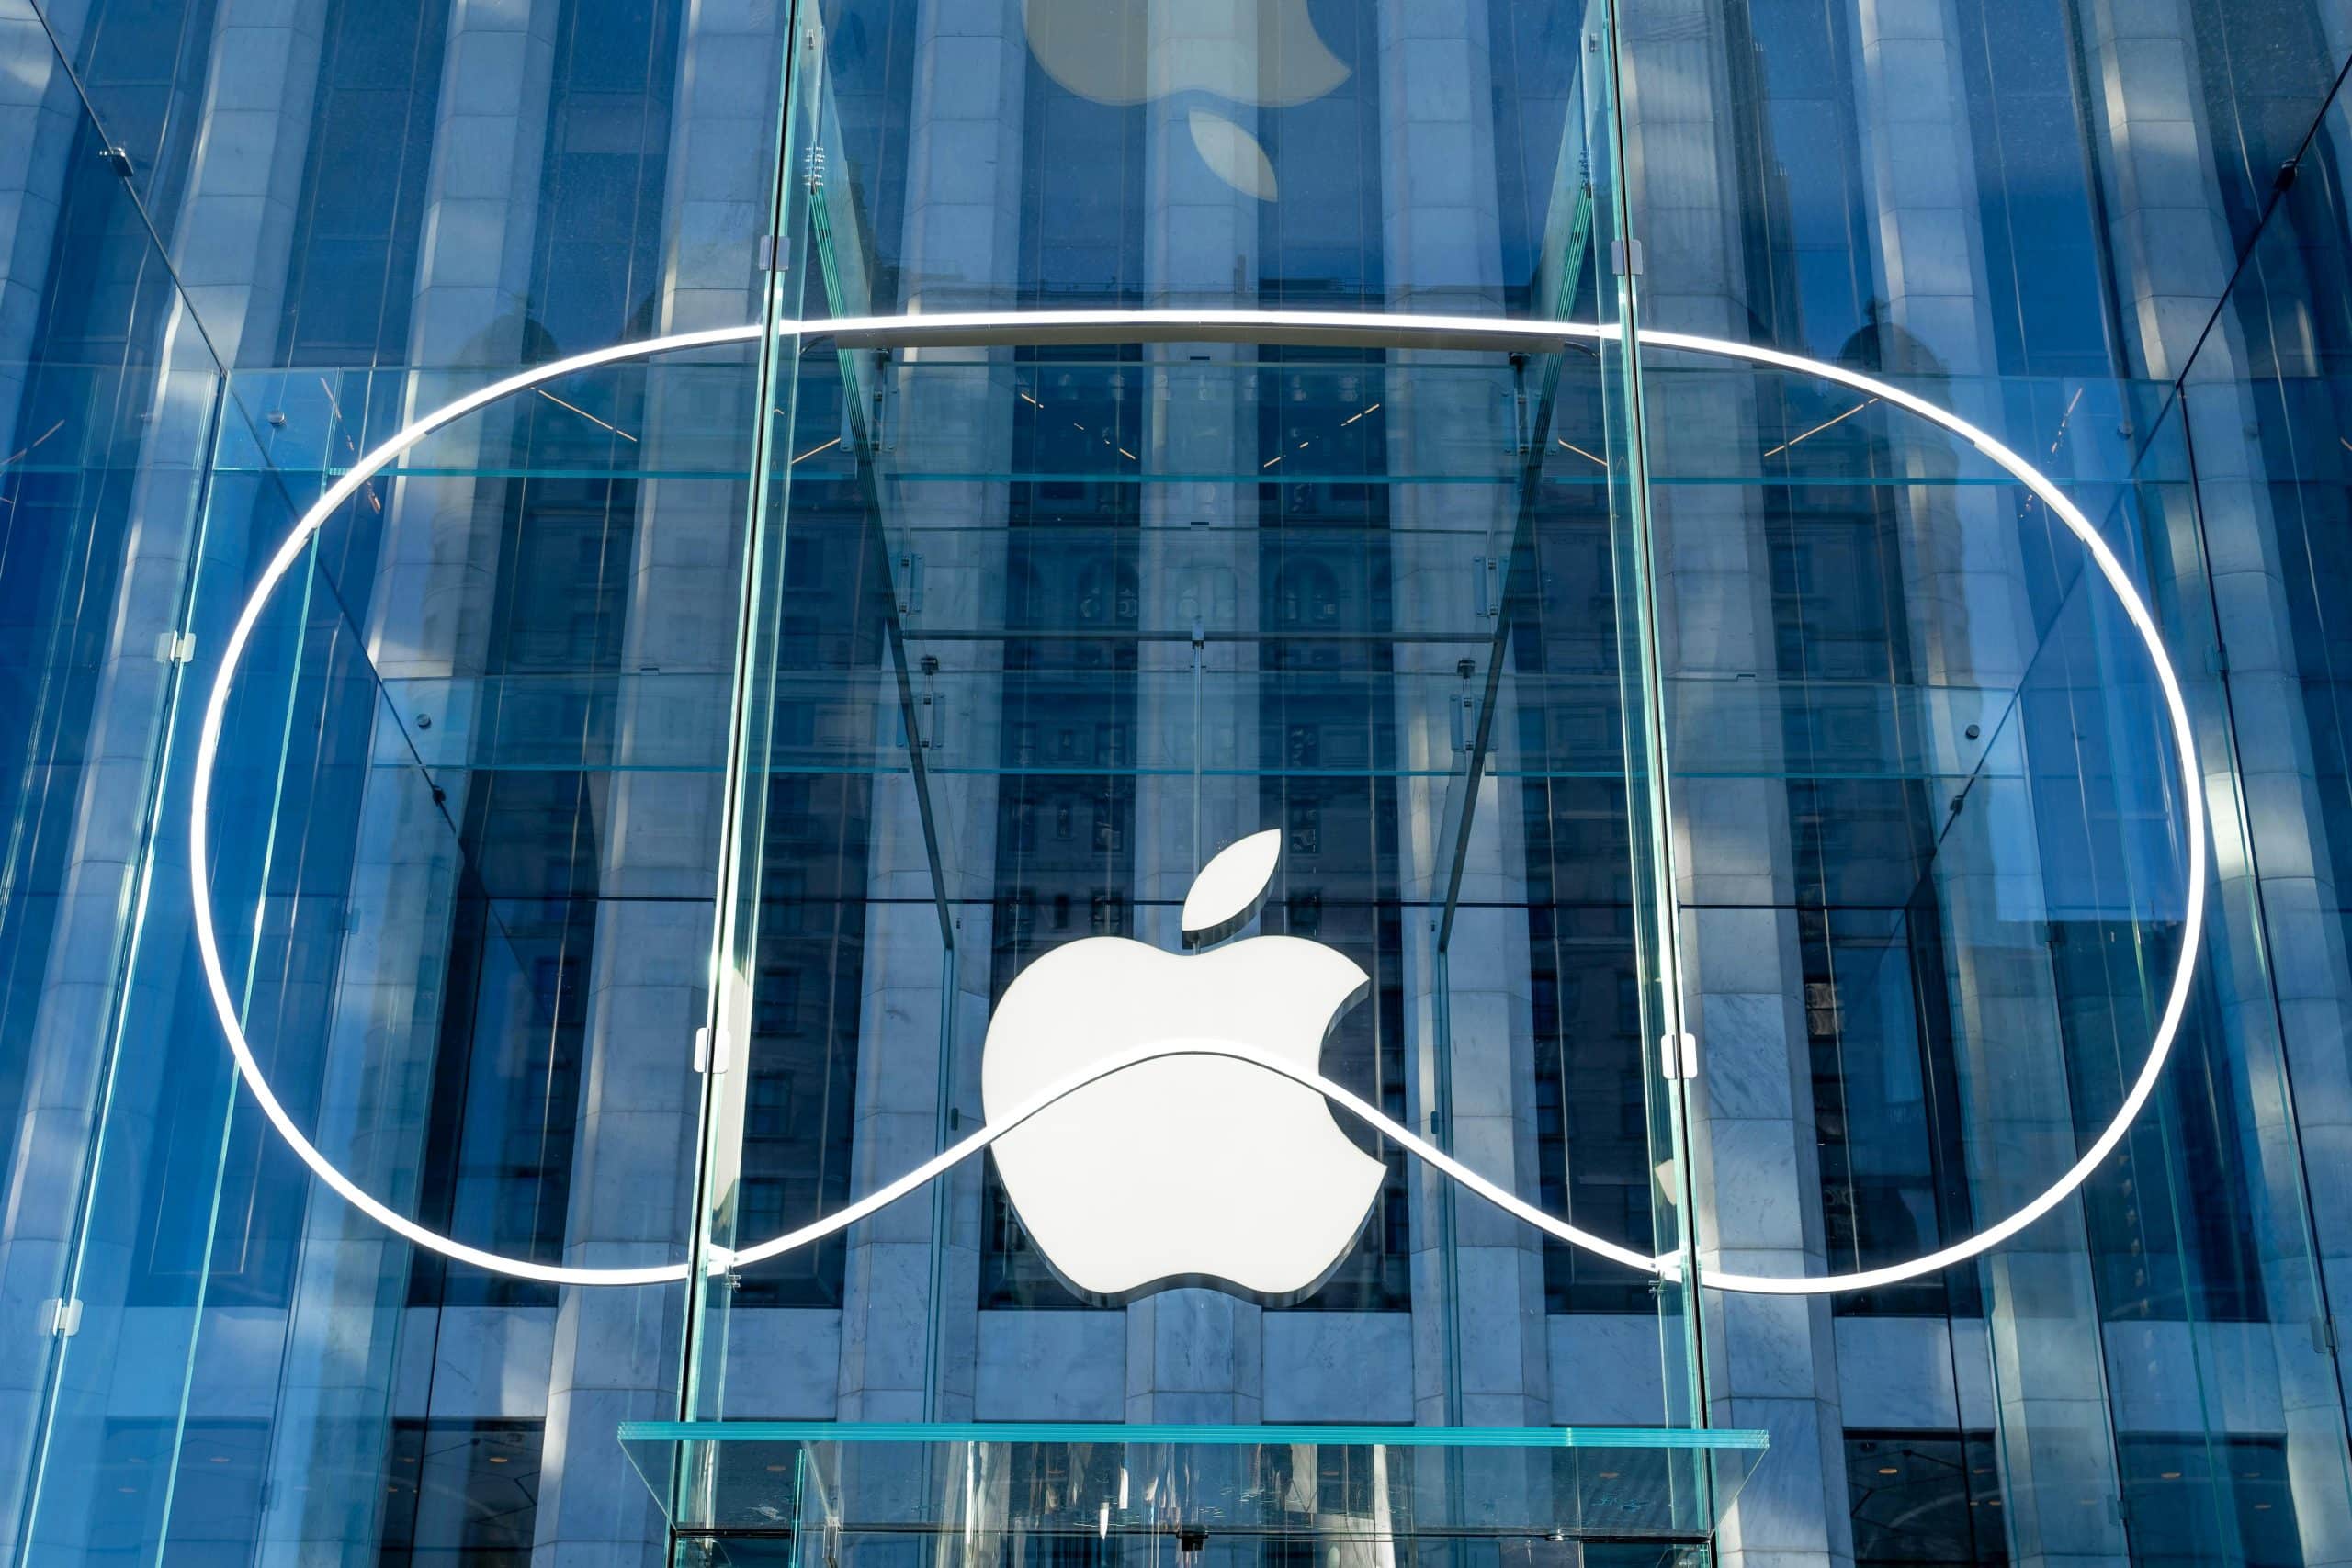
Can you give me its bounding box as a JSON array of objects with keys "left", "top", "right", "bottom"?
[{"left": 189, "top": 310, "right": 2204, "bottom": 1294}]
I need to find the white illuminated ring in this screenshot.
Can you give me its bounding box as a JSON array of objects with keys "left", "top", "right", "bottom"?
[
  {"left": 190, "top": 310, "right": 2201, "bottom": 1294},
  {"left": 712, "top": 1035, "right": 1666, "bottom": 1277}
]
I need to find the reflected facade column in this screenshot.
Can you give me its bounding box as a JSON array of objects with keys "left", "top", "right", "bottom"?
[
  {"left": 0, "top": 4, "right": 232, "bottom": 1551},
  {"left": 1855, "top": 11, "right": 2138, "bottom": 1568},
  {"left": 0, "top": 3, "right": 101, "bottom": 1541},
  {"left": 833, "top": 0, "right": 1024, "bottom": 1424},
  {"left": 1374, "top": 0, "right": 1551, "bottom": 1430},
  {"left": 530, "top": 2, "right": 786, "bottom": 1556},
  {"left": 0, "top": 0, "right": 81, "bottom": 451},
  {"left": 256, "top": 0, "right": 560, "bottom": 1554},
  {"left": 1620, "top": 0, "right": 1849, "bottom": 1556},
  {"left": 2, "top": 2, "right": 345, "bottom": 1557},
  {"left": 1124, "top": 0, "right": 1267, "bottom": 1424},
  {"left": 2079, "top": 3, "right": 2352, "bottom": 1561}
]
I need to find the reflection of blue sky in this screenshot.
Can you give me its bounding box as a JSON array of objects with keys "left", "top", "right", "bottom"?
[{"left": 1022, "top": 0, "right": 1351, "bottom": 199}]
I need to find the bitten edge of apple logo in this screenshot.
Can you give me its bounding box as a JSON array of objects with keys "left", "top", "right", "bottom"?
[{"left": 980, "top": 831, "right": 1387, "bottom": 1308}]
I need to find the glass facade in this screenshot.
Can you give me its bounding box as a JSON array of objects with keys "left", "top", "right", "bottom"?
[{"left": 1, "top": 0, "right": 2351, "bottom": 1562}]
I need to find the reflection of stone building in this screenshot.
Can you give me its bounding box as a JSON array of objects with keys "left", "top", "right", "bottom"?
[{"left": 6, "top": 0, "right": 2352, "bottom": 1562}]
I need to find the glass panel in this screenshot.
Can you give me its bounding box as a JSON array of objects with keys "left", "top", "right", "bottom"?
[
  {"left": 1847, "top": 1431, "right": 2007, "bottom": 1566},
  {"left": 1636, "top": 343, "right": 2352, "bottom": 1557},
  {"left": 624, "top": 1425, "right": 1766, "bottom": 1546},
  {"left": 379, "top": 1419, "right": 545, "bottom": 1563},
  {"left": 1639, "top": 343, "right": 2183, "bottom": 1553},
  {"left": 1610, "top": 0, "right": 2352, "bottom": 1562},
  {"left": 16, "top": 0, "right": 2352, "bottom": 1560},
  {"left": 0, "top": 4, "right": 227, "bottom": 1550},
  {"left": 17, "top": 321, "right": 757, "bottom": 1556},
  {"left": 2135, "top": 66, "right": 2352, "bottom": 1568},
  {"left": 685, "top": 10, "right": 1696, "bottom": 1554}
]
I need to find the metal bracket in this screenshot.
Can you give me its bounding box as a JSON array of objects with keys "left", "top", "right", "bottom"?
[
  {"left": 154, "top": 630, "right": 196, "bottom": 664},
  {"left": 1450, "top": 692, "right": 1481, "bottom": 754},
  {"left": 754, "top": 235, "right": 788, "bottom": 272},
  {"left": 1611, "top": 239, "right": 1644, "bottom": 276},
  {"left": 39, "top": 1298, "right": 81, "bottom": 1337},
  {"left": 1660, "top": 1032, "right": 1699, "bottom": 1080}
]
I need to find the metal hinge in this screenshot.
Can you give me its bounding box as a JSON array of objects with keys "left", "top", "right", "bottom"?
[
  {"left": 695, "top": 1025, "right": 729, "bottom": 1075},
  {"left": 1611, "top": 239, "right": 1644, "bottom": 276},
  {"left": 154, "top": 630, "right": 196, "bottom": 664},
  {"left": 1660, "top": 1032, "right": 1699, "bottom": 1080},
  {"left": 1473, "top": 555, "right": 1500, "bottom": 620},
  {"left": 754, "top": 235, "right": 788, "bottom": 272},
  {"left": 40, "top": 1298, "right": 82, "bottom": 1337},
  {"left": 1450, "top": 691, "right": 1481, "bottom": 753}
]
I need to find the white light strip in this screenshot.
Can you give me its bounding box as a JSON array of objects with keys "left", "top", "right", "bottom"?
[
  {"left": 188, "top": 326, "right": 761, "bottom": 1288},
  {"left": 717, "top": 1037, "right": 1667, "bottom": 1277},
  {"left": 1638, "top": 323, "right": 2208, "bottom": 1296},
  {"left": 189, "top": 310, "right": 2202, "bottom": 1297}
]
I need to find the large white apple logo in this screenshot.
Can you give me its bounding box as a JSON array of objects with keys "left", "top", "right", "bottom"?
[{"left": 982, "top": 830, "right": 1385, "bottom": 1303}]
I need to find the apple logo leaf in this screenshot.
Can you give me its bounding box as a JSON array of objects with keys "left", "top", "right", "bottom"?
[
  {"left": 1186, "top": 107, "right": 1278, "bottom": 201},
  {"left": 1181, "top": 829, "right": 1283, "bottom": 950}
]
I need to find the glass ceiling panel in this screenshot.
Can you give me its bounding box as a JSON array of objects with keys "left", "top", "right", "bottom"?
[{"left": 620, "top": 1422, "right": 1766, "bottom": 1546}]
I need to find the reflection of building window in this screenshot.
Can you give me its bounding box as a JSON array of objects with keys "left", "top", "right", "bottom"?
[
  {"left": 90, "top": 1420, "right": 266, "bottom": 1558},
  {"left": 1076, "top": 564, "right": 1112, "bottom": 623},
  {"left": 2118, "top": 1434, "right": 2299, "bottom": 1568},
  {"left": 1277, "top": 560, "right": 1343, "bottom": 626},
  {"left": 1805, "top": 901, "right": 1979, "bottom": 1318},
  {"left": 1285, "top": 891, "right": 1322, "bottom": 935},
  {"left": 1847, "top": 1432, "right": 2006, "bottom": 1565},
  {"left": 733, "top": 774, "right": 860, "bottom": 1309},
  {"left": 380, "top": 1420, "right": 542, "bottom": 1563},
  {"left": 1529, "top": 886, "right": 1655, "bottom": 1314},
  {"left": 751, "top": 965, "right": 801, "bottom": 1037},
  {"left": 2049, "top": 921, "right": 2267, "bottom": 1325},
  {"left": 1254, "top": 787, "right": 1408, "bottom": 1312}
]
